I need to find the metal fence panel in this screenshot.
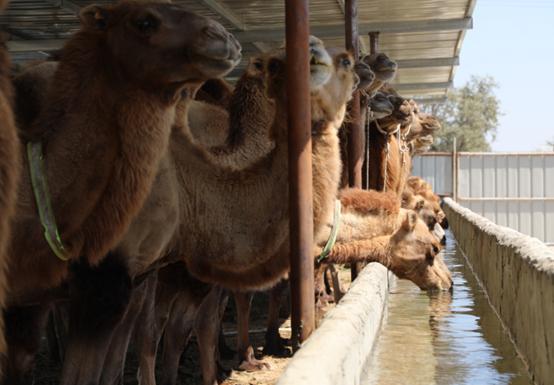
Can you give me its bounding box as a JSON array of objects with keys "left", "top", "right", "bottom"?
[{"left": 412, "top": 152, "right": 554, "bottom": 244}]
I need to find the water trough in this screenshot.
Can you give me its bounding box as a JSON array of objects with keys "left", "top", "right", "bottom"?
[{"left": 278, "top": 199, "right": 552, "bottom": 385}]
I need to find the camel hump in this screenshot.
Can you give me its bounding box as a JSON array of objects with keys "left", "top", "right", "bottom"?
[
  {"left": 340, "top": 188, "right": 400, "bottom": 216},
  {"left": 13, "top": 61, "right": 58, "bottom": 142}
]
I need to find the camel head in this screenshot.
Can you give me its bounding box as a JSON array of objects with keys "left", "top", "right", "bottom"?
[
  {"left": 419, "top": 113, "right": 442, "bottom": 136},
  {"left": 353, "top": 61, "right": 375, "bottom": 91},
  {"left": 388, "top": 211, "right": 452, "bottom": 291},
  {"left": 262, "top": 35, "right": 333, "bottom": 94},
  {"left": 78, "top": 1, "right": 241, "bottom": 87},
  {"left": 376, "top": 94, "right": 414, "bottom": 134},
  {"left": 362, "top": 52, "right": 397, "bottom": 82},
  {"left": 368, "top": 92, "right": 394, "bottom": 120}
]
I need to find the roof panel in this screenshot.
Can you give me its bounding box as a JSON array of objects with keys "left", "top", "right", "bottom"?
[{"left": 0, "top": 0, "right": 476, "bottom": 99}]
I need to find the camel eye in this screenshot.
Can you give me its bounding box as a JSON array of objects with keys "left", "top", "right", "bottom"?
[
  {"left": 253, "top": 59, "right": 263, "bottom": 71},
  {"left": 433, "top": 245, "right": 440, "bottom": 254},
  {"left": 135, "top": 15, "right": 160, "bottom": 35},
  {"left": 341, "top": 58, "right": 352, "bottom": 67}
]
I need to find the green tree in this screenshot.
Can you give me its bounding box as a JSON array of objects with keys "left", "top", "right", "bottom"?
[
  {"left": 422, "top": 75, "right": 501, "bottom": 151},
  {"left": 547, "top": 138, "right": 554, "bottom": 151}
]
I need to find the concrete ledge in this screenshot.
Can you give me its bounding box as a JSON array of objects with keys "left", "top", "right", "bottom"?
[
  {"left": 444, "top": 198, "right": 554, "bottom": 385},
  {"left": 277, "top": 263, "right": 389, "bottom": 385}
]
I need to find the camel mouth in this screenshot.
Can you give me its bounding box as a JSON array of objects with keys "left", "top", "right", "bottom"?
[{"left": 191, "top": 52, "right": 242, "bottom": 77}]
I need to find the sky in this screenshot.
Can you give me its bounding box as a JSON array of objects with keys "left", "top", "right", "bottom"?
[{"left": 453, "top": 0, "right": 554, "bottom": 151}]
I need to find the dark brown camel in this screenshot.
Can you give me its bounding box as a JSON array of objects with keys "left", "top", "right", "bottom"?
[
  {"left": 3, "top": 2, "right": 241, "bottom": 384},
  {"left": 0, "top": 0, "right": 21, "bottom": 376}
]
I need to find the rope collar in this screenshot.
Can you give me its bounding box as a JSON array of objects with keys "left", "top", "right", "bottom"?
[
  {"left": 316, "top": 199, "right": 341, "bottom": 263},
  {"left": 375, "top": 119, "right": 400, "bottom": 136},
  {"left": 27, "top": 142, "right": 70, "bottom": 261}
]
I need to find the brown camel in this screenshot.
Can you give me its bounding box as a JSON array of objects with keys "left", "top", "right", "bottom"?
[
  {"left": 361, "top": 52, "right": 397, "bottom": 95},
  {"left": 368, "top": 93, "right": 414, "bottom": 194},
  {"left": 3, "top": 2, "right": 241, "bottom": 383},
  {"left": 0, "top": 0, "right": 21, "bottom": 374}
]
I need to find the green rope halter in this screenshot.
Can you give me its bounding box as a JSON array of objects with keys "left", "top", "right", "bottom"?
[
  {"left": 27, "top": 142, "right": 70, "bottom": 261},
  {"left": 316, "top": 199, "right": 341, "bottom": 263}
]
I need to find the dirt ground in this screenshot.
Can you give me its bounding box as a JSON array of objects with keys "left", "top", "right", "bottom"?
[{"left": 30, "top": 266, "right": 353, "bottom": 385}]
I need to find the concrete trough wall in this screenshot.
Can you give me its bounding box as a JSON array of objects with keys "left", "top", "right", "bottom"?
[
  {"left": 444, "top": 198, "right": 554, "bottom": 385},
  {"left": 277, "top": 263, "right": 389, "bottom": 385}
]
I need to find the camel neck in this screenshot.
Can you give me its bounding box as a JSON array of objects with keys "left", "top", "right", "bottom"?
[
  {"left": 326, "top": 235, "right": 391, "bottom": 267},
  {"left": 36, "top": 32, "right": 176, "bottom": 264},
  {"left": 179, "top": 74, "right": 277, "bottom": 172}
]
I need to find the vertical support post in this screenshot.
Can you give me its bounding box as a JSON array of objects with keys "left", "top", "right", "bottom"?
[
  {"left": 286, "top": 0, "right": 314, "bottom": 349},
  {"left": 345, "top": 0, "right": 363, "bottom": 281},
  {"left": 367, "top": 31, "right": 382, "bottom": 192},
  {"left": 362, "top": 31, "right": 380, "bottom": 190},
  {"left": 369, "top": 31, "right": 379, "bottom": 55},
  {"left": 452, "top": 137, "right": 458, "bottom": 201}
]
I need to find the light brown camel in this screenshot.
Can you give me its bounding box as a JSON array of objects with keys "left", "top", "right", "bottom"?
[
  {"left": 406, "top": 176, "right": 448, "bottom": 229},
  {"left": 262, "top": 187, "right": 453, "bottom": 355},
  {"left": 320, "top": 188, "right": 452, "bottom": 291},
  {"left": 132, "top": 40, "right": 359, "bottom": 385},
  {"left": 0, "top": 0, "right": 21, "bottom": 374},
  {"left": 3, "top": 2, "right": 241, "bottom": 383}
]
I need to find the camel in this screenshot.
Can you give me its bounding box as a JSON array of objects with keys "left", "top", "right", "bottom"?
[
  {"left": 3, "top": 2, "right": 241, "bottom": 383},
  {"left": 129, "top": 40, "right": 360, "bottom": 385},
  {"left": 405, "top": 176, "right": 448, "bottom": 229},
  {"left": 319, "top": 188, "right": 452, "bottom": 291},
  {"left": 367, "top": 93, "right": 414, "bottom": 194},
  {"left": 261, "top": 187, "right": 453, "bottom": 355},
  {"left": 0, "top": 0, "right": 21, "bottom": 374},
  {"left": 361, "top": 52, "right": 397, "bottom": 95}
]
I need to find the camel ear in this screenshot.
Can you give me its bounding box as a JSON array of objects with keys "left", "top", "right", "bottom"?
[
  {"left": 415, "top": 198, "right": 425, "bottom": 211},
  {"left": 267, "top": 57, "right": 283, "bottom": 78},
  {"left": 80, "top": 4, "right": 111, "bottom": 30},
  {"left": 401, "top": 211, "right": 418, "bottom": 233}
]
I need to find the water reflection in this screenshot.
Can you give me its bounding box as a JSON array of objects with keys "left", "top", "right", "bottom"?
[{"left": 363, "top": 231, "right": 533, "bottom": 385}]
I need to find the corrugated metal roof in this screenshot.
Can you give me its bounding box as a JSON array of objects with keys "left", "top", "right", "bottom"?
[{"left": 0, "top": 0, "right": 477, "bottom": 99}]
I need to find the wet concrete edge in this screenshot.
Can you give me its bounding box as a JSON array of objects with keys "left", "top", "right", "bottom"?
[
  {"left": 444, "top": 198, "right": 554, "bottom": 385},
  {"left": 277, "top": 263, "right": 389, "bottom": 385}
]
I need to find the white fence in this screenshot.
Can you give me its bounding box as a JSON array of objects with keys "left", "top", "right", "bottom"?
[{"left": 412, "top": 152, "right": 554, "bottom": 244}]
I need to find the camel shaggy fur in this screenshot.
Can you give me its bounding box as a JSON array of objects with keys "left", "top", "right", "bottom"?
[
  {"left": 3, "top": 2, "right": 241, "bottom": 383},
  {"left": 320, "top": 188, "right": 452, "bottom": 291},
  {"left": 0, "top": 0, "right": 21, "bottom": 373}
]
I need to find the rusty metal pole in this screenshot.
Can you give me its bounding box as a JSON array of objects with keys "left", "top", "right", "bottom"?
[
  {"left": 367, "top": 31, "right": 383, "bottom": 191},
  {"left": 286, "top": 0, "right": 314, "bottom": 350},
  {"left": 345, "top": 0, "right": 363, "bottom": 280}
]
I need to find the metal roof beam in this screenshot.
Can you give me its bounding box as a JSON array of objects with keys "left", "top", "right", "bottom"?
[
  {"left": 397, "top": 56, "right": 459, "bottom": 69},
  {"left": 394, "top": 81, "right": 453, "bottom": 91},
  {"left": 46, "top": 0, "right": 80, "bottom": 15},
  {"left": 235, "top": 17, "right": 472, "bottom": 43},
  {"left": 7, "top": 39, "right": 64, "bottom": 52},
  {"left": 198, "top": 0, "right": 247, "bottom": 30},
  {"left": 413, "top": 96, "right": 448, "bottom": 104}
]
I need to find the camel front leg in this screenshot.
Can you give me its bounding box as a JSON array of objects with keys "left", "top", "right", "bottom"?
[
  {"left": 99, "top": 272, "right": 157, "bottom": 385},
  {"left": 3, "top": 303, "right": 51, "bottom": 385},
  {"left": 263, "top": 280, "right": 290, "bottom": 357},
  {"left": 61, "top": 255, "right": 132, "bottom": 385},
  {"left": 158, "top": 290, "right": 199, "bottom": 385},
  {"left": 194, "top": 286, "right": 230, "bottom": 385},
  {"left": 233, "top": 291, "right": 270, "bottom": 371}
]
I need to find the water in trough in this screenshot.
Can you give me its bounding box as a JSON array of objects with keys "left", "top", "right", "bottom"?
[{"left": 362, "top": 230, "right": 534, "bottom": 385}]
